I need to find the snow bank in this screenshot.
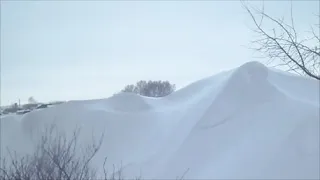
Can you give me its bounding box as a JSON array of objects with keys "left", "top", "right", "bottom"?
[{"left": 1, "top": 61, "right": 319, "bottom": 179}]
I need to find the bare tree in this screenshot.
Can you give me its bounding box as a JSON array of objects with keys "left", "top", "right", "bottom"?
[
  {"left": 242, "top": 1, "right": 320, "bottom": 80},
  {"left": 121, "top": 80, "right": 176, "bottom": 97},
  {"left": 28, "top": 97, "right": 37, "bottom": 104}
]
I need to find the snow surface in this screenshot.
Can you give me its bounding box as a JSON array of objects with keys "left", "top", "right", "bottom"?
[{"left": 1, "top": 61, "right": 319, "bottom": 179}]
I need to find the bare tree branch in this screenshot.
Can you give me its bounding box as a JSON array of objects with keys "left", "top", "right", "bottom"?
[{"left": 242, "top": 0, "right": 320, "bottom": 80}]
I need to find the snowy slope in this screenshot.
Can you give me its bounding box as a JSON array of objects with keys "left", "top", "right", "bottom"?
[{"left": 1, "top": 61, "right": 319, "bottom": 179}]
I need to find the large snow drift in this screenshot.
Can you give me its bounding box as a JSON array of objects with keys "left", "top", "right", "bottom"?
[{"left": 1, "top": 61, "right": 319, "bottom": 179}]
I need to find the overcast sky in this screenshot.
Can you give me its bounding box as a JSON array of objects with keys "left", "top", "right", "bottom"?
[{"left": 1, "top": 1, "right": 318, "bottom": 105}]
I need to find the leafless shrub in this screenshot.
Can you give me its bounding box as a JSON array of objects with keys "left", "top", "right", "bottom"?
[
  {"left": 0, "top": 124, "right": 103, "bottom": 180},
  {"left": 0, "top": 124, "right": 188, "bottom": 180}
]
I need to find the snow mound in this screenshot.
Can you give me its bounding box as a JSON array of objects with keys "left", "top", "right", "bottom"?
[
  {"left": 236, "top": 61, "right": 269, "bottom": 81},
  {"left": 1, "top": 61, "right": 319, "bottom": 179},
  {"left": 216, "top": 61, "right": 277, "bottom": 103},
  {"left": 195, "top": 62, "right": 282, "bottom": 128}
]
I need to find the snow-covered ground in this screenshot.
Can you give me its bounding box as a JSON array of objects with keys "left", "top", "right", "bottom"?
[{"left": 1, "top": 61, "right": 319, "bottom": 179}]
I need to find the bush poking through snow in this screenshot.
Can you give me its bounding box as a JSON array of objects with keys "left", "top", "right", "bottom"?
[
  {"left": 0, "top": 124, "right": 188, "bottom": 180},
  {"left": 0, "top": 124, "right": 105, "bottom": 180}
]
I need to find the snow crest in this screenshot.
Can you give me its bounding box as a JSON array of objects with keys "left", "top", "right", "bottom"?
[
  {"left": 86, "top": 92, "right": 151, "bottom": 112},
  {"left": 1, "top": 61, "right": 319, "bottom": 179}
]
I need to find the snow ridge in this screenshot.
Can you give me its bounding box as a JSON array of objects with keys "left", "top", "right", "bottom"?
[{"left": 1, "top": 61, "right": 319, "bottom": 179}]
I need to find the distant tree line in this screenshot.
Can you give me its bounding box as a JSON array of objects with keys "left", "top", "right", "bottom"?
[{"left": 1, "top": 80, "right": 176, "bottom": 115}]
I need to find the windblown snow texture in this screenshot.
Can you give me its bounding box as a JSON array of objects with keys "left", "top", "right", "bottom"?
[{"left": 1, "top": 61, "right": 319, "bottom": 179}]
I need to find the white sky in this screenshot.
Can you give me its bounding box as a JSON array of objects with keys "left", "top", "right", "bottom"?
[{"left": 1, "top": 1, "right": 318, "bottom": 105}]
